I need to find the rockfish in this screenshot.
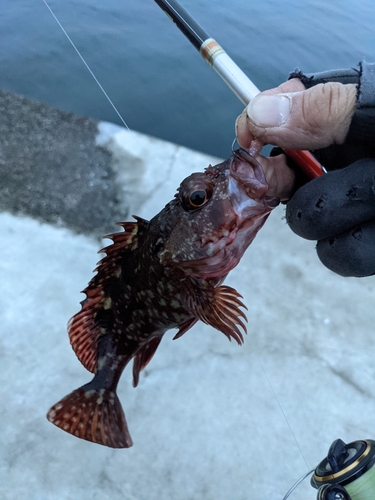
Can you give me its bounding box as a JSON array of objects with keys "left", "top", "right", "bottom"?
[{"left": 47, "top": 149, "right": 279, "bottom": 448}]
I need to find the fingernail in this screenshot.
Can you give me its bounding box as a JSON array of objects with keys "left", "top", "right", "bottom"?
[{"left": 247, "top": 94, "right": 291, "bottom": 127}]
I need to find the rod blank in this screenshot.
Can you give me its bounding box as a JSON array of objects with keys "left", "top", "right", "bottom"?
[{"left": 154, "top": 0, "right": 325, "bottom": 178}]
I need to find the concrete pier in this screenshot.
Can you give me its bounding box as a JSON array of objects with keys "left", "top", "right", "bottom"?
[{"left": 1, "top": 92, "right": 374, "bottom": 500}]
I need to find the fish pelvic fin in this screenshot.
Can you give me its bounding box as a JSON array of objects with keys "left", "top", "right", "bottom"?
[
  {"left": 132, "top": 336, "right": 163, "bottom": 388},
  {"left": 47, "top": 384, "right": 133, "bottom": 448},
  {"left": 194, "top": 285, "right": 248, "bottom": 345},
  {"left": 68, "top": 221, "right": 142, "bottom": 373},
  {"left": 173, "top": 318, "right": 198, "bottom": 340}
]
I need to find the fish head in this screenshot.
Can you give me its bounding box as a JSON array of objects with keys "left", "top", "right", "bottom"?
[{"left": 159, "top": 149, "right": 279, "bottom": 279}]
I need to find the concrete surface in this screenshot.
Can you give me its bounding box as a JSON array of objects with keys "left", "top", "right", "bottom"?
[
  {"left": 0, "top": 91, "right": 125, "bottom": 236},
  {"left": 1, "top": 93, "right": 375, "bottom": 500}
]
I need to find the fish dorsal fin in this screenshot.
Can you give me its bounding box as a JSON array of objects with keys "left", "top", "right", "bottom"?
[
  {"left": 194, "top": 285, "right": 248, "bottom": 345},
  {"left": 68, "top": 221, "right": 142, "bottom": 373}
]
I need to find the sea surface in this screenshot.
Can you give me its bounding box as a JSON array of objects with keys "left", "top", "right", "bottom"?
[{"left": 2, "top": 0, "right": 375, "bottom": 158}]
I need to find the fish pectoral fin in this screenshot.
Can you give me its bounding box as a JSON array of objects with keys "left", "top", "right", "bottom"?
[
  {"left": 132, "top": 336, "right": 163, "bottom": 388},
  {"left": 47, "top": 385, "right": 133, "bottom": 449},
  {"left": 195, "top": 285, "right": 248, "bottom": 345}
]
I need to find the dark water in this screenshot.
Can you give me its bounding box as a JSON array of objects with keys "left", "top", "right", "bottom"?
[{"left": 2, "top": 0, "right": 375, "bottom": 158}]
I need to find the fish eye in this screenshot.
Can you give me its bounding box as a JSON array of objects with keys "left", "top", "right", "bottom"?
[
  {"left": 179, "top": 176, "right": 213, "bottom": 211},
  {"left": 188, "top": 190, "right": 207, "bottom": 208}
]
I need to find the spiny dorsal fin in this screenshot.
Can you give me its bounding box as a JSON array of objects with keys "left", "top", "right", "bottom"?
[
  {"left": 68, "top": 221, "right": 143, "bottom": 372},
  {"left": 194, "top": 285, "right": 248, "bottom": 345}
]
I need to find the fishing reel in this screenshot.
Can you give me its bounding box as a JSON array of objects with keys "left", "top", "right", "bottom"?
[
  {"left": 312, "top": 438, "right": 375, "bottom": 500},
  {"left": 316, "top": 484, "right": 351, "bottom": 500},
  {"left": 284, "top": 438, "right": 375, "bottom": 500}
]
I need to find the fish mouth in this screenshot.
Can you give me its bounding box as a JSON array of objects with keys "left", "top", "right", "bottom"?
[
  {"left": 174, "top": 150, "right": 280, "bottom": 279},
  {"left": 228, "top": 148, "right": 279, "bottom": 212}
]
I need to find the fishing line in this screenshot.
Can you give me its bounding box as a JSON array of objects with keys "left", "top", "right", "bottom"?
[
  {"left": 256, "top": 355, "right": 311, "bottom": 473},
  {"left": 345, "top": 466, "right": 375, "bottom": 500},
  {"left": 42, "top": 0, "right": 131, "bottom": 131},
  {"left": 282, "top": 467, "right": 315, "bottom": 499}
]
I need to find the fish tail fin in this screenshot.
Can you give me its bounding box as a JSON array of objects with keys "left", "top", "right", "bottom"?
[{"left": 47, "top": 384, "right": 133, "bottom": 448}]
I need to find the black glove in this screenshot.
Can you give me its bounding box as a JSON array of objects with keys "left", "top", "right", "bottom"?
[{"left": 285, "top": 61, "right": 375, "bottom": 277}]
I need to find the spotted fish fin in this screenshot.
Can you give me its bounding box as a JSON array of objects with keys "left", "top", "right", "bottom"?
[
  {"left": 69, "top": 221, "right": 142, "bottom": 373},
  {"left": 132, "top": 336, "right": 163, "bottom": 388},
  {"left": 47, "top": 383, "right": 133, "bottom": 448},
  {"left": 173, "top": 318, "right": 198, "bottom": 340},
  {"left": 195, "top": 285, "right": 248, "bottom": 345}
]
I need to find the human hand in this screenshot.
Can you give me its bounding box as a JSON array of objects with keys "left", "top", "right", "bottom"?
[
  {"left": 235, "top": 79, "right": 357, "bottom": 152},
  {"left": 286, "top": 159, "right": 375, "bottom": 277},
  {"left": 235, "top": 62, "right": 375, "bottom": 277}
]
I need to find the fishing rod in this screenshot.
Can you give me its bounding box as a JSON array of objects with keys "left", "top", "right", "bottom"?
[{"left": 153, "top": 0, "right": 325, "bottom": 180}]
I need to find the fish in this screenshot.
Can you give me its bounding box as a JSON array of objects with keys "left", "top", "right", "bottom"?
[{"left": 47, "top": 148, "right": 279, "bottom": 448}]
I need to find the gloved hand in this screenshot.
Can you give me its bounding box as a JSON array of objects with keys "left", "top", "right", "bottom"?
[
  {"left": 236, "top": 61, "right": 375, "bottom": 277},
  {"left": 286, "top": 158, "right": 375, "bottom": 277}
]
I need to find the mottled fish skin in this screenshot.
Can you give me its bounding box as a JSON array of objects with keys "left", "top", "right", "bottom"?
[{"left": 47, "top": 149, "right": 279, "bottom": 448}]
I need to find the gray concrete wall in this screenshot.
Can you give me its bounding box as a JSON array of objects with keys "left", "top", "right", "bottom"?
[{"left": 1, "top": 92, "right": 374, "bottom": 500}]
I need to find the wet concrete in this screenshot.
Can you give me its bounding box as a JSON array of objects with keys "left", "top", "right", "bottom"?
[{"left": 0, "top": 91, "right": 126, "bottom": 236}]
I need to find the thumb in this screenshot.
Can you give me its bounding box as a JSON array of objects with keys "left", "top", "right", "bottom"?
[{"left": 242, "top": 82, "right": 357, "bottom": 150}]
